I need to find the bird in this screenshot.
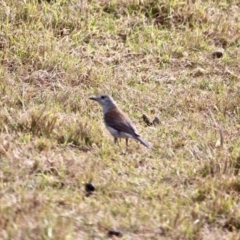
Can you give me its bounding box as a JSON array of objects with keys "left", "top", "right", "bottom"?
[{"left": 89, "top": 94, "right": 152, "bottom": 149}]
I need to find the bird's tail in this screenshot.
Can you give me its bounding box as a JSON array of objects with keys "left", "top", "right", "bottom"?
[{"left": 135, "top": 136, "right": 152, "bottom": 149}]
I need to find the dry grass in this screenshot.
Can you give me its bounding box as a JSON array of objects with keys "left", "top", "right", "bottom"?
[{"left": 0, "top": 0, "right": 240, "bottom": 239}]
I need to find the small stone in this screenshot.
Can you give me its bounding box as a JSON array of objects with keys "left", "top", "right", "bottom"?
[
  {"left": 152, "top": 117, "right": 160, "bottom": 126},
  {"left": 142, "top": 114, "right": 152, "bottom": 126},
  {"left": 108, "top": 230, "right": 123, "bottom": 237},
  {"left": 212, "top": 49, "right": 224, "bottom": 58},
  {"left": 85, "top": 183, "right": 95, "bottom": 196},
  {"left": 118, "top": 33, "right": 127, "bottom": 42}
]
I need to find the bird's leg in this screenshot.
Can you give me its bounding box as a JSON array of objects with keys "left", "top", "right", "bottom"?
[
  {"left": 114, "top": 137, "right": 122, "bottom": 152},
  {"left": 124, "top": 138, "right": 129, "bottom": 153},
  {"left": 114, "top": 137, "right": 121, "bottom": 148},
  {"left": 125, "top": 138, "right": 129, "bottom": 147}
]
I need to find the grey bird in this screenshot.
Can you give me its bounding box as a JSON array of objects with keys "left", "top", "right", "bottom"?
[{"left": 90, "top": 94, "right": 152, "bottom": 149}]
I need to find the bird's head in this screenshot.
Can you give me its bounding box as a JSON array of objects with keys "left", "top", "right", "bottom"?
[{"left": 89, "top": 95, "right": 116, "bottom": 112}]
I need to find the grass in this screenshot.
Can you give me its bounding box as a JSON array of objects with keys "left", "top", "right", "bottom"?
[{"left": 1, "top": 0, "right": 240, "bottom": 239}]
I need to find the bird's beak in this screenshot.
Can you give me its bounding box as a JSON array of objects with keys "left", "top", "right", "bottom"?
[{"left": 89, "top": 96, "right": 98, "bottom": 101}]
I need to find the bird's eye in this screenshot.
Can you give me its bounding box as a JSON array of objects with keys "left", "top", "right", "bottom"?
[{"left": 101, "top": 96, "right": 105, "bottom": 99}]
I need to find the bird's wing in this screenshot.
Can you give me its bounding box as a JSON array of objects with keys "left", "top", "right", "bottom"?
[{"left": 104, "top": 108, "right": 139, "bottom": 136}]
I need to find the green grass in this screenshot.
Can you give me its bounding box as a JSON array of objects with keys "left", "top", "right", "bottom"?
[{"left": 1, "top": 0, "right": 240, "bottom": 239}]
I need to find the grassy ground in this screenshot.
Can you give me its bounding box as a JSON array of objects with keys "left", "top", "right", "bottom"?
[{"left": 1, "top": 0, "right": 240, "bottom": 239}]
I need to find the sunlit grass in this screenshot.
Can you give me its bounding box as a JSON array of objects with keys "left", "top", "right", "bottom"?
[{"left": 0, "top": 0, "right": 240, "bottom": 239}]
